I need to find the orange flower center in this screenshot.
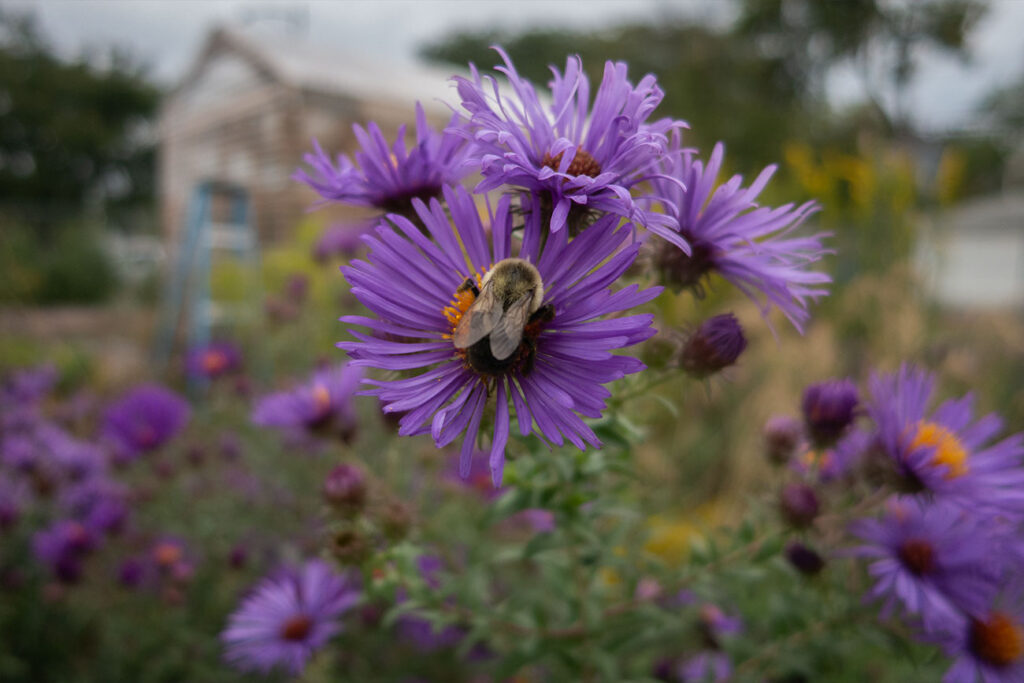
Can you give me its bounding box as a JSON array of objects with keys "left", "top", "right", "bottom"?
[
  {"left": 971, "top": 612, "right": 1023, "bottom": 667},
  {"left": 201, "top": 350, "right": 228, "bottom": 374},
  {"left": 909, "top": 421, "right": 968, "bottom": 479},
  {"left": 279, "top": 614, "right": 313, "bottom": 642},
  {"left": 312, "top": 384, "right": 332, "bottom": 414},
  {"left": 153, "top": 543, "right": 183, "bottom": 567}
]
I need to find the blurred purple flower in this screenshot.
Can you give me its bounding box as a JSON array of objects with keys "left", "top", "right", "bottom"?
[
  {"left": 453, "top": 47, "right": 683, "bottom": 240},
  {"left": 790, "top": 427, "right": 870, "bottom": 483},
  {"left": 222, "top": 559, "right": 360, "bottom": 675},
  {"left": 932, "top": 586, "right": 1024, "bottom": 682},
  {"left": 678, "top": 651, "right": 732, "bottom": 682},
  {"left": 295, "top": 102, "right": 468, "bottom": 214},
  {"left": 314, "top": 221, "right": 371, "bottom": 262},
  {"left": 1, "top": 364, "right": 57, "bottom": 407},
  {"left": 340, "top": 185, "right": 659, "bottom": 486},
  {"left": 252, "top": 362, "right": 363, "bottom": 444},
  {"left": 32, "top": 519, "right": 97, "bottom": 583},
  {"left": 866, "top": 365, "right": 1024, "bottom": 515},
  {"left": 185, "top": 341, "right": 242, "bottom": 380},
  {"left": 850, "top": 497, "right": 1003, "bottom": 634},
  {"left": 802, "top": 378, "right": 859, "bottom": 447},
  {"left": 649, "top": 136, "right": 830, "bottom": 332},
  {"left": 101, "top": 385, "right": 190, "bottom": 462}
]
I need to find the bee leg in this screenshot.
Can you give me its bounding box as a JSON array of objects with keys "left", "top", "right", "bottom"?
[
  {"left": 528, "top": 303, "right": 555, "bottom": 324},
  {"left": 457, "top": 278, "right": 480, "bottom": 297},
  {"left": 521, "top": 338, "right": 537, "bottom": 377}
]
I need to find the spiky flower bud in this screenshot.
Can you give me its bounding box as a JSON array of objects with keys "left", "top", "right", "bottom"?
[
  {"left": 801, "top": 378, "right": 858, "bottom": 447},
  {"left": 779, "top": 483, "right": 820, "bottom": 528},
  {"left": 323, "top": 464, "right": 367, "bottom": 514},
  {"left": 763, "top": 415, "right": 803, "bottom": 466},
  {"left": 679, "top": 314, "right": 747, "bottom": 379},
  {"left": 785, "top": 541, "right": 825, "bottom": 575}
]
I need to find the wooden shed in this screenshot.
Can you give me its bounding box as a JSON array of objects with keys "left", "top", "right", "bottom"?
[{"left": 157, "top": 26, "right": 460, "bottom": 246}]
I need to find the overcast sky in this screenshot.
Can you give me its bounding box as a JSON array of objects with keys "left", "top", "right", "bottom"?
[{"left": 8, "top": 0, "right": 1024, "bottom": 131}]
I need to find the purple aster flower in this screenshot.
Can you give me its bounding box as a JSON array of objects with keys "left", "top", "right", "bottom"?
[
  {"left": 866, "top": 365, "right": 1024, "bottom": 515},
  {"left": 32, "top": 519, "right": 97, "bottom": 583},
  {"left": 679, "top": 313, "right": 747, "bottom": 379},
  {"left": 222, "top": 559, "right": 360, "bottom": 675},
  {"left": 101, "top": 385, "right": 190, "bottom": 462},
  {"left": 453, "top": 47, "right": 684, "bottom": 241},
  {"left": 678, "top": 651, "right": 732, "bottom": 682},
  {"left": 340, "top": 185, "right": 660, "bottom": 486},
  {"left": 252, "top": 362, "right": 363, "bottom": 444},
  {"left": 296, "top": 102, "right": 468, "bottom": 215},
  {"left": 185, "top": 341, "right": 242, "bottom": 380},
  {"left": 850, "top": 497, "right": 1002, "bottom": 633},
  {"left": 648, "top": 137, "right": 830, "bottom": 332},
  {"left": 117, "top": 556, "right": 146, "bottom": 588},
  {"left": 779, "top": 482, "right": 820, "bottom": 528},
  {"left": 933, "top": 587, "right": 1024, "bottom": 682},
  {"left": 803, "top": 378, "right": 859, "bottom": 447}
]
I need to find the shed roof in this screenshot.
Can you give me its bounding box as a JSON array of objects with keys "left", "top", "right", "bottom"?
[{"left": 170, "top": 26, "right": 464, "bottom": 116}]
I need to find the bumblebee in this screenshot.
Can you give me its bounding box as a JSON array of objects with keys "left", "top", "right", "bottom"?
[{"left": 452, "top": 258, "right": 554, "bottom": 376}]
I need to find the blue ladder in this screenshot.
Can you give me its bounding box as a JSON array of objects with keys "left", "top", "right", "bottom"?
[{"left": 154, "top": 181, "right": 260, "bottom": 387}]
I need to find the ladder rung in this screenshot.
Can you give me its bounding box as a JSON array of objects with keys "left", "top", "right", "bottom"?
[{"left": 204, "top": 224, "right": 256, "bottom": 251}]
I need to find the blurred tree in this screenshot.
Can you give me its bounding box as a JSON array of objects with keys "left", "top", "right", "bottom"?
[
  {"left": 0, "top": 8, "right": 159, "bottom": 235},
  {"left": 736, "top": 0, "right": 988, "bottom": 135}
]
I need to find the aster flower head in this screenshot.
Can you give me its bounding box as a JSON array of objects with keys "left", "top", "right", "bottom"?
[
  {"left": 252, "top": 362, "right": 363, "bottom": 444},
  {"left": 850, "top": 497, "right": 1003, "bottom": 634},
  {"left": 791, "top": 427, "right": 871, "bottom": 483},
  {"left": 185, "top": 341, "right": 242, "bottom": 380},
  {"left": 648, "top": 137, "right": 831, "bottom": 332},
  {"left": 101, "top": 385, "right": 190, "bottom": 462},
  {"left": 340, "top": 185, "right": 660, "bottom": 486},
  {"left": 32, "top": 519, "right": 97, "bottom": 583},
  {"left": 453, "top": 47, "right": 684, "bottom": 242},
  {"left": 222, "top": 559, "right": 360, "bottom": 675},
  {"left": 866, "top": 364, "right": 1024, "bottom": 515},
  {"left": 296, "top": 102, "right": 468, "bottom": 215},
  {"left": 935, "top": 585, "right": 1024, "bottom": 682}
]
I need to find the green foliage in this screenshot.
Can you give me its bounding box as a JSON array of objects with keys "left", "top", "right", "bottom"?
[
  {"left": 0, "top": 8, "right": 159, "bottom": 234},
  {"left": 0, "top": 222, "right": 117, "bottom": 305}
]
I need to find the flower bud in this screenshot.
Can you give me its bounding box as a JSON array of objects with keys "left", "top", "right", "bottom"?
[
  {"left": 763, "top": 415, "right": 802, "bottom": 466},
  {"left": 679, "top": 314, "right": 747, "bottom": 379},
  {"left": 779, "top": 483, "right": 820, "bottom": 528},
  {"left": 323, "top": 464, "right": 367, "bottom": 514},
  {"left": 801, "top": 379, "right": 858, "bottom": 447},
  {"left": 785, "top": 541, "right": 825, "bottom": 575},
  {"left": 381, "top": 501, "right": 412, "bottom": 540}
]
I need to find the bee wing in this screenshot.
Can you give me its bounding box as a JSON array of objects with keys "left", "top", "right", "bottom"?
[
  {"left": 489, "top": 292, "right": 534, "bottom": 360},
  {"left": 452, "top": 279, "right": 502, "bottom": 349}
]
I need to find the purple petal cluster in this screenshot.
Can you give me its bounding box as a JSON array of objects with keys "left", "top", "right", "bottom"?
[
  {"left": 101, "top": 384, "right": 190, "bottom": 462},
  {"left": 340, "top": 185, "right": 660, "bottom": 486},
  {"left": 866, "top": 364, "right": 1024, "bottom": 514},
  {"left": 453, "top": 47, "right": 682, "bottom": 240},
  {"left": 185, "top": 341, "right": 242, "bottom": 380},
  {"left": 295, "top": 102, "right": 468, "bottom": 214},
  {"left": 252, "top": 362, "right": 363, "bottom": 444},
  {"left": 222, "top": 559, "right": 360, "bottom": 675},
  {"left": 851, "top": 498, "right": 1003, "bottom": 633},
  {"left": 649, "top": 138, "right": 831, "bottom": 332}
]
